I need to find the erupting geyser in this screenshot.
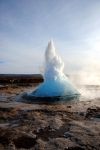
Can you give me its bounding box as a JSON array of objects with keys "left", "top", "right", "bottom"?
[{"left": 22, "top": 40, "right": 80, "bottom": 103}]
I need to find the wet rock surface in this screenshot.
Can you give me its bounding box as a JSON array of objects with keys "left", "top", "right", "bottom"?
[
  {"left": 0, "top": 86, "right": 100, "bottom": 150},
  {"left": 13, "top": 135, "right": 36, "bottom": 149},
  {"left": 85, "top": 106, "right": 100, "bottom": 119}
]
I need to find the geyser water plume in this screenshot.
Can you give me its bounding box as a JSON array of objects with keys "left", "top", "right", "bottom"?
[
  {"left": 44, "top": 40, "right": 64, "bottom": 81},
  {"left": 23, "top": 40, "right": 80, "bottom": 102}
]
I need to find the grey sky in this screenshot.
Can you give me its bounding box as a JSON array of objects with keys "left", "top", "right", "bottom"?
[{"left": 0, "top": 0, "right": 100, "bottom": 74}]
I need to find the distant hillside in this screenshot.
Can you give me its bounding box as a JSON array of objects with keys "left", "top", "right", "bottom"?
[{"left": 0, "top": 74, "right": 43, "bottom": 84}]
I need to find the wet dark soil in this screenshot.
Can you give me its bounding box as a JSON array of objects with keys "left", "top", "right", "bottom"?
[{"left": 0, "top": 85, "right": 100, "bottom": 150}]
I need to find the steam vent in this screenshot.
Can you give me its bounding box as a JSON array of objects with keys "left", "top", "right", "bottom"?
[{"left": 22, "top": 41, "right": 80, "bottom": 103}]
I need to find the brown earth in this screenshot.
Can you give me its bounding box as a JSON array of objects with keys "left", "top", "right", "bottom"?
[{"left": 0, "top": 84, "right": 100, "bottom": 150}]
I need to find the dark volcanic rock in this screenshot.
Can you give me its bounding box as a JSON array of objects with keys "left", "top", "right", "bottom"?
[
  {"left": 85, "top": 106, "right": 100, "bottom": 119},
  {"left": 0, "top": 136, "right": 9, "bottom": 145},
  {"left": 13, "top": 135, "right": 36, "bottom": 149}
]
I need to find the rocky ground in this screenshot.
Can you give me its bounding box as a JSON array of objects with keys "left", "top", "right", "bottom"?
[{"left": 0, "top": 84, "right": 100, "bottom": 150}]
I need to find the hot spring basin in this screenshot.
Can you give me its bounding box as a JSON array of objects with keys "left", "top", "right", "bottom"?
[
  {"left": 20, "top": 93, "right": 80, "bottom": 104},
  {"left": 18, "top": 41, "right": 80, "bottom": 104},
  {"left": 19, "top": 78, "right": 80, "bottom": 104}
]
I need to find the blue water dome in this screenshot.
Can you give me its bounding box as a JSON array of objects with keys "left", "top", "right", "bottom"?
[{"left": 24, "top": 40, "right": 80, "bottom": 102}]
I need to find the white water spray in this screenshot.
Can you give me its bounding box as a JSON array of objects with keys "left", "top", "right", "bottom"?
[
  {"left": 31, "top": 40, "right": 79, "bottom": 98},
  {"left": 45, "top": 40, "right": 64, "bottom": 80}
]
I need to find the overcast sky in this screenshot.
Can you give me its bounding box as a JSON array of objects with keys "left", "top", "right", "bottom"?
[{"left": 0, "top": 0, "right": 100, "bottom": 74}]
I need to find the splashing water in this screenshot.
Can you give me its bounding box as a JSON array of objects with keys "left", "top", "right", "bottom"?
[
  {"left": 29, "top": 40, "right": 80, "bottom": 99},
  {"left": 44, "top": 40, "right": 64, "bottom": 81}
]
